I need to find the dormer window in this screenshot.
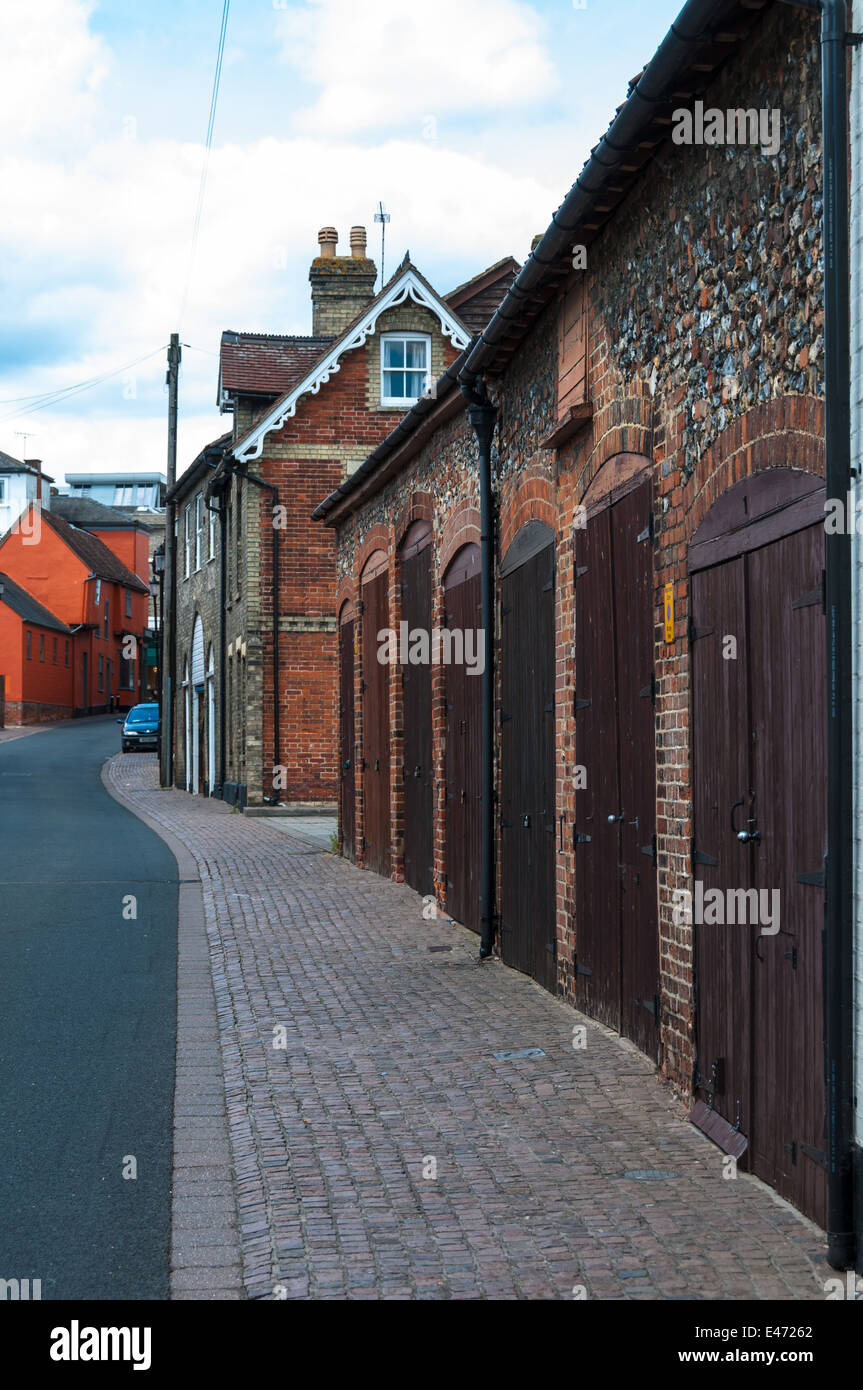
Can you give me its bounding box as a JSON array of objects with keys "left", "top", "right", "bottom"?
[{"left": 381, "top": 333, "right": 430, "bottom": 408}]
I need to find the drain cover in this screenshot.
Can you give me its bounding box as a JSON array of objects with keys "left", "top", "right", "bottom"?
[
  {"left": 427, "top": 945, "right": 452, "bottom": 953},
  {"left": 493, "top": 1048, "right": 546, "bottom": 1061},
  {"left": 622, "top": 1169, "right": 677, "bottom": 1181}
]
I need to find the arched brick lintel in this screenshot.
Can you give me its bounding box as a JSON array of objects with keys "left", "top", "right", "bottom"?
[
  {"left": 355, "top": 525, "right": 392, "bottom": 582},
  {"left": 394, "top": 491, "right": 433, "bottom": 548},
  {"left": 575, "top": 395, "right": 653, "bottom": 503},
  {"left": 499, "top": 473, "right": 557, "bottom": 558},
  {"left": 685, "top": 396, "right": 825, "bottom": 542},
  {"left": 336, "top": 577, "right": 357, "bottom": 617},
  {"left": 439, "top": 505, "right": 481, "bottom": 577}
]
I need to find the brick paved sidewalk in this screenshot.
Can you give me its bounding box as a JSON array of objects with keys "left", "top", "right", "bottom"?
[{"left": 106, "top": 754, "right": 829, "bottom": 1301}]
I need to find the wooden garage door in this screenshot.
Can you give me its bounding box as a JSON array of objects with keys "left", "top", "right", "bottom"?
[
  {"left": 444, "top": 545, "right": 481, "bottom": 932},
  {"left": 338, "top": 606, "right": 356, "bottom": 862},
  {"left": 399, "top": 521, "right": 434, "bottom": 897},
  {"left": 574, "top": 473, "right": 660, "bottom": 1061},
  {"left": 690, "top": 469, "right": 827, "bottom": 1227},
  {"left": 361, "top": 552, "right": 390, "bottom": 877},
  {"left": 500, "top": 522, "right": 556, "bottom": 992}
]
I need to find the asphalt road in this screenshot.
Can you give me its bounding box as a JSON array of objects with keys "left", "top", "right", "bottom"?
[{"left": 0, "top": 718, "right": 178, "bottom": 1299}]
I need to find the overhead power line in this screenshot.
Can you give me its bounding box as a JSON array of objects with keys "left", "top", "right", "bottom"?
[
  {"left": 0, "top": 346, "right": 168, "bottom": 426},
  {"left": 178, "top": 0, "right": 231, "bottom": 331}
]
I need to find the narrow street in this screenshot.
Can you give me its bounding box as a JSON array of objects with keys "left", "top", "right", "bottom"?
[
  {"left": 100, "top": 753, "right": 829, "bottom": 1302},
  {"left": 0, "top": 718, "right": 177, "bottom": 1299}
]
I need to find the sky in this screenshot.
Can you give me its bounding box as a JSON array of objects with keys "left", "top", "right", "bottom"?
[{"left": 0, "top": 0, "right": 684, "bottom": 486}]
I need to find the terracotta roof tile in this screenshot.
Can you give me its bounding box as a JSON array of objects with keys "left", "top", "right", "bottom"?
[
  {"left": 40, "top": 510, "right": 150, "bottom": 593},
  {"left": 219, "top": 332, "right": 334, "bottom": 396}
]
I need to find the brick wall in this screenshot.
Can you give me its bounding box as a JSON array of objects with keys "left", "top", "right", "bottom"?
[
  {"left": 329, "top": 3, "right": 826, "bottom": 1095},
  {"left": 235, "top": 322, "right": 460, "bottom": 807}
]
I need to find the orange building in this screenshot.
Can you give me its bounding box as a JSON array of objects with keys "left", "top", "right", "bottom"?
[
  {"left": 0, "top": 503, "right": 150, "bottom": 719},
  {"left": 0, "top": 572, "right": 74, "bottom": 723}
]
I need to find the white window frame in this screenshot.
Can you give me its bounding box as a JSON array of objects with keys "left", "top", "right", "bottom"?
[
  {"left": 0, "top": 479, "right": 6, "bottom": 503},
  {"left": 184, "top": 503, "right": 191, "bottom": 578},
  {"left": 208, "top": 495, "right": 216, "bottom": 561},
  {"left": 195, "top": 494, "right": 203, "bottom": 571},
  {"left": 380, "top": 332, "right": 431, "bottom": 408}
]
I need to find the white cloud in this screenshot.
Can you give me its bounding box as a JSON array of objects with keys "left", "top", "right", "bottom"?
[
  {"left": 0, "top": 0, "right": 572, "bottom": 480},
  {"left": 0, "top": 0, "right": 109, "bottom": 150},
  {"left": 277, "top": 0, "right": 557, "bottom": 134}
]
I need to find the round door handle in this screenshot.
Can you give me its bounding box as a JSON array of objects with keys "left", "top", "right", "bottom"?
[
  {"left": 607, "top": 813, "right": 623, "bottom": 823},
  {"left": 737, "top": 829, "right": 761, "bottom": 843}
]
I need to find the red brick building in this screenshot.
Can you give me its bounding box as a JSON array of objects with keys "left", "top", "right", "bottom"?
[
  {"left": 198, "top": 226, "right": 517, "bottom": 808},
  {"left": 316, "top": 1, "right": 835, "bottom": 1233}
]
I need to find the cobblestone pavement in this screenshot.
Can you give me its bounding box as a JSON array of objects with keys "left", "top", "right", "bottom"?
[{"left": 106, "top": 754, "right": 830, "bottom": 1302}]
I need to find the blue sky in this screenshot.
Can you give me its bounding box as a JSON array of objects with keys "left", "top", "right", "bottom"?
[{"left": 0, "top": 0, "right": 683, "bottom": 479}]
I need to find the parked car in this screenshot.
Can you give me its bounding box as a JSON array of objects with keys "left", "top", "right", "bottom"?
[{"left": 118, "top": 702, "right": 160, "bottom": 753}]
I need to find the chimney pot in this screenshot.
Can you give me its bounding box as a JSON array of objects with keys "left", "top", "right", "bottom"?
[
  {"left": 350, "top": 225, "right": 367, "bottom": 258},
  {"left": 318, "top": 226, "right": 338, "bottom": 259}
]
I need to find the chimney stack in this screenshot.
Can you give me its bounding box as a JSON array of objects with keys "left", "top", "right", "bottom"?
[
  {"left": 310, "top": 224, "right": 377, "bottom": 337},
  {"left": 25, "top": 459, "right": 44, "bottom": 505}
]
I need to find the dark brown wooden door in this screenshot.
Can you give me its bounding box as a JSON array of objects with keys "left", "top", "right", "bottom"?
[
  {"left": 339, "top": 614, "right": 356, "bottom": 861},
  {"left": 444, "top": 546, "right": 481, "bottom": 932},
  {"left": 400, "top": 525, "right": 433, "bottom": 896},
  {"left": 500, "top": 527, "right": 556, "bottom": 992},
  {"left": 361, "top": 561, "right": 390, "bottom": 876},
  {"left": 691, "top": 480, "right": 826, "bottom": 1227},
  {"left": 574, "top": 476, "right": 659, "bottom": 1059}
]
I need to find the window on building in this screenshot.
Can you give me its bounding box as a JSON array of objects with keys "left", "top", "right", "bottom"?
[
  {"left": 184, "top": 504, "right": 192, "bottom": 578},
  {"left": 138, "top": 485, "right": 154, "bottom": 508},
  {"left": 0, "top": 479, "right": 6, "bottom": 504},
  {"left": 119, "top": 655, "right": 135, "bottom": 689},
  {"left": 64, "top": 640, "right": 70, "bottom": 667},
  {"left": 98, "top": 654, "right": 104, "bottom": 692},
  {"left": 95, "top": 578, "right": 102, "bottom": 605},
  {"left": 113, "top": 485, "right": 134, "bottom": 506},
  {"left": 52, "top": 636, "right": 58, "bottom": 664},
  {"left": 380, "top": 334, "right": 431, "bottom": 406},
  {"left": 125, "top": 588, "right": 132, "bottom": 619},
  {"left": 195, "top": 494, "right": 203, "bottom": 571},
  {"left": 25, "top": 630, "right": 32, "bottom": 659},
  {"left": 208, "top": 496, "right": 216, "bottom": 560},
  {"left": 39, "top": 633, "right": 45, "bottom": 662}
]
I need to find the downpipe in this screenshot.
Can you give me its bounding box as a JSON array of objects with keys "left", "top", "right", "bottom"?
[
  {"left": 461, "top": 379, "right": 497, "bottom": 960},
  {"left": 229, "top": 463, "right": 282, "bottom": 806},
  {"left": 782, "top": 0, "right": 855, "bottom": 1270}
]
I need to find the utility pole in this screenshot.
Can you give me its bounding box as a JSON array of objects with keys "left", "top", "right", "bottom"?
[{"left": 160, "top": 332, "right": 181, "bottom": 787}]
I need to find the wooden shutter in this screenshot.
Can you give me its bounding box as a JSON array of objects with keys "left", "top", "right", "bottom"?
[{"left": 558, "top": 274, "right": 587, "bottom": 421}]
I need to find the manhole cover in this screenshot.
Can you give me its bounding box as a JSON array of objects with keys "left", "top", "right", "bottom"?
[
  {"left": 622, "top": 1169, "right": 677, "bottom": 1181},
  {"left": 493, "top": 1048, "right": 546, "bottom": 1061},
  {"left": 427, "top": 945, "right": 451, "bottom": 953}
]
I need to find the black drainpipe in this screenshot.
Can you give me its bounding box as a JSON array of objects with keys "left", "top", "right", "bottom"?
[
  {"left": 229, "top": 463, "right": 281, "bottom": 806},
  {"left": 461, "top": 378, "right": 497, "bottom": 960},
  {"left": 780, "top": 0, "right": 855, "bottom": 1270}
]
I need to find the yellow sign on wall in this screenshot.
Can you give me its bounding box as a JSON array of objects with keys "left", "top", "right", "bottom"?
[{"left": 663, "top": 583, "right": 675, "bottom": 643}]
